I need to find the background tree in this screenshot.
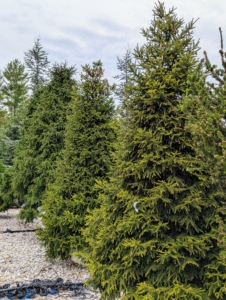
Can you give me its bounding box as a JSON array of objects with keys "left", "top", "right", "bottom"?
[
  {"left": 11, "top": 63, "right": 76, "bottom": 221},
  {"left": 0, "top": 159, "right": 6, "bottom": 210},
  {"left": 80, "top": 3, "right": 226, "bottom": 299},
  {"left": 37, "top": 60, "right": 115, "bottom": 260},
  {"left": 0, "top": 62, "right": 29, "bottom": 212},
  {"left": 180, "top": 28, "right": 226, "bottom": 296},
  {"left": 114, "top": 48, "right": 132, "bottom": 107},
  {"left": 1, "top": 59, "right": 28, "bottom": 117},
  {"left": 24, "top": 37, "right": 50, "bottom": 92}
]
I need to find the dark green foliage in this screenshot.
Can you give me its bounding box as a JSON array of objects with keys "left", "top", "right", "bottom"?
[
  {"left": 37, "top": 61, "right": 115, "bottom": 260},
  {"left": 80, "top": 3, "right": 226, "bottom": 299},
  {"left": 0, "top": 97, "right": 30, "bottom": 212},
  {"left": 0, "top": 117, "right": 21, "bottom": 167},
  {"left": 0, "top": 98, "right": 29, "bottom": 178},
  {"left": 0, "top": 159, "right": 5, "bottom": 186},
  {"left": 0, "top": 110, "right": 7, "bottom": 128},
  {"left": 24, "top": 37, "right": 50, "bottom": 92},
  {"left": 0, "top": 59, "right": 28, "bottom": 116},
  {"left": 12, "top": 63, "right": 76, "bottom": 221},
  {"left": 0, "top": 167, "right": 15, "bottom": 211},
  {"left": 114, "top": 48, "right": 132, "bottom": 108},
  {"left": 0, "top": 159, "right": 5, "bottom": 210}
]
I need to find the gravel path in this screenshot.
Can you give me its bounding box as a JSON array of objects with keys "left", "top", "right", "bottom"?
[{"left": 0, "top": 209, "right": 100, "bottom": 299}]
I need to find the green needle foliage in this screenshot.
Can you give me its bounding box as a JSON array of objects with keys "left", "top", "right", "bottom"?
[
  {"left": 24, "top": 37, "right": 50, "bottom": 92},
  {"left": 12, "top": 63, "right": 76, "bottom": 221},
  {"left": 181, "top": 27, "right": 226, "bottom": 191},
  {"left": 0, "top": 166, "right": 15, "bottom": 211},
  {"left": 1, "top": 59, "right": 28, "bottom": 117},
  {"left": 80, "top": 3, "right": 226, "bottom": 299},
  {"left": 181, "top": 29, "right": 226, "bottom": 298},
  {"left": 37, "top": 60, "right": 115, "bottom": 260},
  {"left": 0, "top": 159, "right": 6, "bottom": 210}
]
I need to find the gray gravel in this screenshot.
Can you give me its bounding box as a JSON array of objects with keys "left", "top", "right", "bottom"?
[{"left": 0, "top": 209, "right": 101, "bottom": 299}]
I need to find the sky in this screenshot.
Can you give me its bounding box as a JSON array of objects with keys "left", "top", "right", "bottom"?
[{"left": 0, "top": 0, "right": 225, "bottom": 84}]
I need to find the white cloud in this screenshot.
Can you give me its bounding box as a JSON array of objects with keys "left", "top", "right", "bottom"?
[{"left": 0, "top": 0, "right": 225, "bottom": 82}]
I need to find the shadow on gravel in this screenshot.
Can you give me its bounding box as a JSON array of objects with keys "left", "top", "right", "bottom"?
[{"left": 0, "top": 215, "right": 14, "bottom": 219}]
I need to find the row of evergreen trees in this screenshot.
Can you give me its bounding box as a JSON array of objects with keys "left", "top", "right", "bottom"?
[
  {"left": 1, "top": 1, "right": 226, "bottom": 298},
  {"left": 0, "top": 38, "right": 50, "bottom": 210}
]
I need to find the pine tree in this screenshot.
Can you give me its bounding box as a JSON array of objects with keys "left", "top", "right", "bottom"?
[
  {"left": 1, "top": 59, "right": 28, "bottom": 116},
  {"left": 79, "top": 3, "right": 226, "bottom": 299},
  {"left": 24, "top": 37, "right": 50, "bottom": 92},
  {"left": 12, "top": 63, "right": 76, "bottom": 222},
  {"left": 37, "top": 61, "right": 115, "bottom": 260}
]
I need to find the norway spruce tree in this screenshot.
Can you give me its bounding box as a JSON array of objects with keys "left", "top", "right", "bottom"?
[
  {"left": 114, "top": 49, "right": 132, "bottom": 101},
  {"left": 181, "top": 29, "right": 226, "bottom": 287},
  {"left": 0, "top": 159, "right": 6, "bottom": 210},
  {"left": 80, "top": 3, "right": 226, "bottom": 299},
  {"left": 12, "top": 63, "right": 76, "bottom": 221},
  {"left": 37, "top": 61, "right": 115, "bottom": 260},
  {"left": 181, "top": 27, "right": 226, "bottom": 192},
  {"left": 1, "top": 59, "right": 28, "bottom": 116},
  {"left": 24, "top": 37, "right": 50, "bottom": 92}
]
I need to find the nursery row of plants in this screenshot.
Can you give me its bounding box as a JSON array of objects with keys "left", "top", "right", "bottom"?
[{"left": 1, "top": 2, "right": 226, "bottom": 299}]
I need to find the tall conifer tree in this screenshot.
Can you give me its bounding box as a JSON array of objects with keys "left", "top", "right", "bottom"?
[
  {"left": 12, "top": 63, "right": 76, "bottom": 221},
  {"left": 181, "top": 30, "right": 226, "bottom": 296},
  {"left": 114, "top": 48, "right": 132, "bottom": 108},
  {"left": 80, "top": 3, "right": 226, "bottom": 299},
  {"left": 24, "top": 37, "right": 50, "bottom": 92},
  {"left": 37, "top": 61, "right": 115, "bottom": 260},
  {"left": 1, "top": 59, "right": 28, "bottom": 116}
]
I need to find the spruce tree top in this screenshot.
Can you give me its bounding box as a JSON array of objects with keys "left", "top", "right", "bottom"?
[
  {"left": 24, "top": 37, "right": 49, "bottom": 92},
  {"left": 119, "top": 1, "right": 200, "bottom": 192}
]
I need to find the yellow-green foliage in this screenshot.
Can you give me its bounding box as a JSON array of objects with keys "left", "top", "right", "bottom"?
[{"left": 79, "top": 3, "right": 226, "bottom": 299}]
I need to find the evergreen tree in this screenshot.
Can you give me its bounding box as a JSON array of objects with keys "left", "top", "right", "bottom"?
[
  {"left": 0, "top": 159, "right": 6, "bottom": 210},
  {"left": 114, "top": 48, "right": 132, "bottom": 101},
  {"left": 182, "top": 27, "right": 226, "bottom": 191},
  {"left": 0, "top": 110, "right": 7, "bottom": 128},
  {"left": 0, "top": 92, "right": 30, "bottom": 212},
  {"left": 37, "top": 61, "right": 115, "bottom": 260},
  {"left": 114, "top": 48, "right": 133, "bottom": 119},
  {"left": 80, "top": 3, "right": 226, "bottom": 299},
  {"left": 0, "top": 159, "right": 5, "bottom": 186},
  {"left": 0, "top": 71, "right": 4, "bottom": 105},
  {"left": 0, "top": 120, "right": 21, "bottom": 167},
  {"left": 24, "top": 37, "right": 50, "bottom": 92},
  {"left": 181, "top": 29, "right": 226, "bottom": 293},
  {"left": 12, "top": 63, "right": 76, "bottom": 221},
  {"left": 0, "top": 167, "right": 15, "bottom": 211},
  {"left": 0, "top": 100, "right": 29, "bottom": 168},
  {"left": 1, "top": 59, "right": 28, "bottom": 116}
]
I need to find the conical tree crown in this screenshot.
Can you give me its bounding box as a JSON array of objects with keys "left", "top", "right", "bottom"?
[
  {"left": 12, "top": 63, "right": 76, "bottom": 221},
  {"left": 37, "top": 61, "right": 115, "bottom": 259},
  {"left": 81, "top": 3, "right": 226, "bottom": 299},
  {"left": 24, "top": 37, "right": 50, "bottom": 92}
]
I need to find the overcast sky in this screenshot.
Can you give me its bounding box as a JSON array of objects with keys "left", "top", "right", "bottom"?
[{"left": 0, "top": 0, "right": 225, "bottom": 83}]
